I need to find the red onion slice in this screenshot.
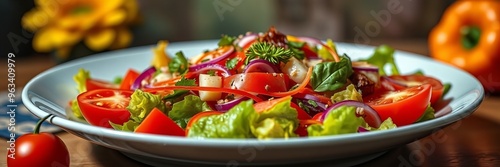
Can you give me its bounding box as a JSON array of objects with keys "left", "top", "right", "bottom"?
[
  {"left": 243, "top": 59, "right": 280, "bottom": 73},
  {"left": 321, "top": 100, "right": 382, "bottom": 128},
  {"left": 296, "top": 36, "right": 324, "bottom": 46},
  {"left": 189, "top": 46, "right": 234, "bottom": 71},
  {"left": 188, "top": 64, "right": 232, "bottom": 77},
  {"left": 237, "top": 34, "right": 258, "bottom": 48},
  {"left": 352, "top": 61, "right": 379, "bottom": 72},
  {"left": 131, "top": 66, "right": 157, "bottom": 90},
  {"left": 214, "top": 97, "right": 249, "bottom": 112}
]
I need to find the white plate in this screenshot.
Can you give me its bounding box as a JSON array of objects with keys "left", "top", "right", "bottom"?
[{"left": 22, "top": 40, "right": 484, "bottom": 166}]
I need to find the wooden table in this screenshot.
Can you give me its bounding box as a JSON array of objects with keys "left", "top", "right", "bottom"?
[{"left": 1, "top": 40, "right": 500, "bottom": 167}]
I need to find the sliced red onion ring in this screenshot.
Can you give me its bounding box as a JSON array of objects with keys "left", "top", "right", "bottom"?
[
  {"left": 358, "top": 127, "right": 369, "bottom": 133},
  {"left": 382, "top": 76, "right": 407, "bottom": 87},
  {"left": 296, "top": 36, "right": 324, "bottom": 46},
  {"left": 352, "top": 61, "right": 379, "bottom": 72},
  {"left": 321, "top": 100, "right": 382, "bottom": 128},
  {"left": 243, "top": 59, "right": 280, "bottom": 73},
  {"left": 214, "top": 97, "right": 249, "bottom": 112},
  {"left": 131, "top": 66, "right": 157, "bottom": 90},
  {"left": 189, "top": 64, "right": 232, "bottom": 77},
  {"left": 237, "top": 34, "right": 258, "bottom": 48},
  {"left": 189, "top": 46, "right": 234, "bottom": 71}
]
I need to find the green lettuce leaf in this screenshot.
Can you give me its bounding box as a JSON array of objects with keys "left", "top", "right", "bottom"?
[
  {"left": 187, "top": 100, "right": 258, "bottom": 139},
  {"left": 73, "top": 68, "right": 90, "bottom": 93},
  {"left": 363, "top": 118, "right": 397, "bottom": 131},
  {"left": 311, "top": 55, "right": 353, "bottom": 92},
  {"left": 331, "top": 84, "right": 363, "bottom": 103},
  {"left": 70, "top": 68, "right": 90, "bottom": 120},
  {"left": 168, "top": 95, "right": 212, "bottom": 128},
  {"left": 163, "top": 77, "right": 197, "bottom": 103},
  {"left": 251, "top": 97, "right": 299, "bottom": 139},
  {"left": 416, "top": 105, "right": 435, "bottom": 123},
  {"left": 110, "top": 120, "right": 140, "bottom": 132},
  {"left": 307, "top": 106, "right": 364, "bottom": 137},
  {"left": 127, "top": 89, "right": 166, "bottom": 123},
  {"left": 365, "top": 45, "right": 399, "bottom": 76},
  {"left": 252, "top": 118, "right": 297, "bottom": 139}
]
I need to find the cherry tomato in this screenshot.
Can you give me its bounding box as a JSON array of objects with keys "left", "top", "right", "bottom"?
[
  {"left": 119, "top": 69, "right": 140, "bottom": 90},
  {"left": 185, "top": 111, "right": 223, "bottom": 135},
  {"left": 77, "top": 89, "right": 133, "bottom": 128},
  {"left": 86, "top": 79, "right": 119, "bottom": 91},
  {"left": 7, "top": 115, "right": 70, "bottom": 167},
  {"left": 387, "top": 74, "right": 444, "bottom": 104},
  {"left": 223, "top": 73, "right": 288, "bottom": 93},
  {"left": 365, "top": 84, "right": 432, "bottom": 126},
  {"left": 135, "top": 108, "right": 185, "bottom": 136}
]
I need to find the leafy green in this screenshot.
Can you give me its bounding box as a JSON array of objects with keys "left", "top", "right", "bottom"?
[
  {"left": 364, "top": 45, "right": 399, "bottom": 75},
  {"left": 331, "top": 84, "right": 363, "bottom": 103},
  {"left": 363, "top": 118, "right": 397, "bottom": 131},
  {"left": 251, "top": 97, "right": 299, "bottom": 139},
  {"left": 311, "top": 54, "right": 353, "bottom": 92},
  {"left": 167, "top": 95, "right": 212, "bottom": 128},
  {"left": 73, "top": 68, "right": 90, "bottom": 93},
  {"left": 317, "top": 39, "right": 337, "bottom": 61},
  {"left": 218, "top": 35, "right": 237, "bottom": 46},
  {"left": 70, "top": 99, "right": 84, "bottom": 119},
  {"left": 110, "top": 120, "right": 140, "bottom": 132},
  {"left": 188, "top": 100, "right": 258, "bottom": 138},
  {"left": 252, "top": 118, "right": 297, "bottom": 139},
  {"left": 187, "top": 97, "right": 299, "bottom": 139},
  {"left": 127, "top": 89, "right": 166, "bottom": 123},
  {"left": 245, "top": 42, "right": 293, "bottom": 64},
  {"left": 416, "top": 105, "right": 435, "bottom": 123},
  {"left": 225, "top": 57, "right": 239, "bottom": 70},
  {"left": 307, "top": 106, "right": 364, "bottom": 136},
  {"left": 168, "top": 51, "right": 189, "bottom": 74},
  {"left": 287, "top": 41, "right": 305, "bottom": 60},
  {"left": 443, "top": 83, "right": 452, "bottom": 97},
  {"left": 377, "top": 118, "right": 397, "bottom": 130},
  {"left": 113, "top": 76, "right": 123, "bottom": 85},
  {"left": 71, "top": 69, "right": 90, "bottom": 120},
  {"left": 163, "top": 77, "right": 197, "bottom": 102}
]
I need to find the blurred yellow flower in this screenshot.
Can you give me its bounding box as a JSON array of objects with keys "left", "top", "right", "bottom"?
[{"left": 22, "top": 0, "right": 139, "bottom": 59}]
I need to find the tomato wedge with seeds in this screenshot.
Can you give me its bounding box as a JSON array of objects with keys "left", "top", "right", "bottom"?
[
  {"left": 77, "top": 89, "right": 133, "bottom": 128},
  {"left": 223, "top": 73, "right": 288, "bottom": 93},
  {"left": 387, "top": 74, "right": 444, "bottom": 104},
  {"left": 365, "top": 84, "right": 432, "bottom": 126}
]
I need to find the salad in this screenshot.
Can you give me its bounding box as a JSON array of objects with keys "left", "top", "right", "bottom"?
[{"left": 69, "top": 27, "right": 448, "bottom": 139}]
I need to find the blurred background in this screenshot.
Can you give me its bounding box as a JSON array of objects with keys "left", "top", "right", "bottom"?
[{"left": 2, "top": 0, "right": 454, "bottom": 60}]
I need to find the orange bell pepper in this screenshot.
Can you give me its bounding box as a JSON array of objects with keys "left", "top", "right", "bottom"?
[{"left": 429, "top": 0, "right": 500, "bottom": 92}]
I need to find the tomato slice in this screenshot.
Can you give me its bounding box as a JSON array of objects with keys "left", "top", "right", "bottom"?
[
  {"left": 387, "top": 74, "right": 444, "bottom": 104},
  {"left": 135, "top": 108, "right": 185, "bottom": 136},
  {"left": 86, "top": 79, "right": 119, "bottom": 91},
  {"left": 77, "top": 89, "right": 133, "bottom": 128},
  {"left": 223, "top": 73, "right": 288, "bottom": 93},
  {"left": 365, "top": 84, "right": 432, "bottom": 126},
  {"left": 185, "top": 111, "right": 223, "bottom": 134},
  {"left": 119, "top": 69, "right": 140, "bottom": 90}
]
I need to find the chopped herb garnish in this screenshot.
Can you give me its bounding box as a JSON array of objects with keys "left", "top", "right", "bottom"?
[
  {"left": 218, "top": 35, "right": 237, "bottom": 46},
  {"left": 245, "top": 42, "right": 293, "bottom": 64},
  {"left": 225, "top": 57, "right": 239, "bottom": 70}
]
